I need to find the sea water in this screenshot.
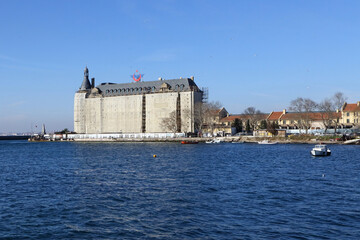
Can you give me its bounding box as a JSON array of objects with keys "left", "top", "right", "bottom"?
[{"left": 0, "top": 141, "right": 360, "bottom": 239}]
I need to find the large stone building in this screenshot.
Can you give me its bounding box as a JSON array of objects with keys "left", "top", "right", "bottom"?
[{"left": 74, "top": 67, "right": 203, "bottom": 134}]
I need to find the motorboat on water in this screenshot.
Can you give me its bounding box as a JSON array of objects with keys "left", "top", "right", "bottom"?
[
  {"left": 258, "top": 140, "right": 277, "bottom": 145},
  {"left": 206, "top": 138, "right": 221, "bottom": 144},
  {"left": 311, "top": 144, "right": 331, "bottom": 156}
]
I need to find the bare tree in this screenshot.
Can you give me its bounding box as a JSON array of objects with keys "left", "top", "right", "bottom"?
[
  {"left": 161, "top": 111, "right": 178, "bottom": 133},
  {"left": 318, "top": 92, "right": 347, "bottom": 134},
  {"left": 194, "top": 101, "right": 222, "bottom": 135},
  {"left": 333, "top": 92, "right": 347, "bottom": 133},
  {"left": 289, "top": 97, "right": 318, "bottom": 134},
  {"left": 243, "top": 107, "right": 263, "bottom": 131},
  {"left": 161, "top": 109, "right": 194, "bottom": 134},
  {"left": 333, "top": 92, "right": 347, "bottom": 111},
  {"left": 318, "top": 98, "right": 333, "bottom": 133}
]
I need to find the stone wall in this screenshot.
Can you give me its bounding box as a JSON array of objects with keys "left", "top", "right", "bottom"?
[{"left": 74, "top": 90, "right": 203, "bottom": 134}]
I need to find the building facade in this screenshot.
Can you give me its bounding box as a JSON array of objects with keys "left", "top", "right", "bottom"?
[
  {"left": 74, "top": 67, "right": 203, "bottom": 134},
  {"left": 341, "top": 102, "right": 360, "bottom": 127}
]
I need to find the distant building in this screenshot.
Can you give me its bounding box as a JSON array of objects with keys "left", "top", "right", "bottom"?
[
  {"left": 341, "top": 102, "right": 360, "bottom": 127},
  {"left": 219, "top": 113, "right": 269, "bottom": 134},
  {"left": 271, "top": 109, "right": 341, "bottom": 130},
  {"left": 74, "top": 67, "right": 203, "bottom": 134}
]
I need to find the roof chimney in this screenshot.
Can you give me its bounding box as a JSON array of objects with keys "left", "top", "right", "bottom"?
[
  {"left": 283, "top": 109, "right": 286, "bottom": 114},
  {"left": 158, "top": 77, "right": 162, "bottom": 81},
  {"left": 190, "top": 76, "right": 194, "bottom": 81},
  {"left": 357, "top": 101, "right": 360, "bottom": 107},
  {"left": 91, "top": 78, "right": 95, "bottom": 88}
]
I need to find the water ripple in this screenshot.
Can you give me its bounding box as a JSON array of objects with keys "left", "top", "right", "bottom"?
[{"left": 0, "top": 141, "right": 360, "bottom": 239}]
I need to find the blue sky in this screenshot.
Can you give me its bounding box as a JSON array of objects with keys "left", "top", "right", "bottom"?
[{"left": 1, "top": 0, "right": 360, "bottom": 133}]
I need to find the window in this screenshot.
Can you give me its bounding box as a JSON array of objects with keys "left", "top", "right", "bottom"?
[
  {"left": 347, "top": 112, "right": 350, "bottom": 117},
  {"left": 347, "top": 119, "right": 350, "bottom": 123}
]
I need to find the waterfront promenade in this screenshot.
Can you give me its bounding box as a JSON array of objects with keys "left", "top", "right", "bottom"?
[{"left": 68, "top": 136, "right": 346, "bottom": 145}]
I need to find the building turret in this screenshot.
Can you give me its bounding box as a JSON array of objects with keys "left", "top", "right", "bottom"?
[{"left": 79, "top": 66, "right": 91, "bottom": 90}]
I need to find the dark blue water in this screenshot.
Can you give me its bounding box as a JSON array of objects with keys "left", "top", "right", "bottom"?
[{"left": 1, "top": 141, "right": 360, "bottom": 239}]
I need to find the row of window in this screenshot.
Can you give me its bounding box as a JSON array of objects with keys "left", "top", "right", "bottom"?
[
  {"left": 346, "top": 112, "right": 359, "bottom": 117},
  {"left": 346, "top": 119, "right": 359, "bottom": 123},
  {"left": 106, "top": 86, "right": 155, "bottom": 94},
  {"left": 105, "top": 84, "right": 186, "bottom": 95}
]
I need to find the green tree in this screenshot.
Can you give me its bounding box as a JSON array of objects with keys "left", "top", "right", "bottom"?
[
  {"left": 245, "top": 119, "right": 251, "bottom": 133},
  {"left": 259, "top": 120, "right": 267, "bottom": 129},
  {"left": 243, "top": 106, "right": 263, "bottom": 130},
  {"left": 61, "top": 128, "right": 69, "bottom": 133},
  {"left": 267, "top": 122, "right": 278, "bottom": 136},
  {"left": 231, "top": 118, "right": 243, "bottom": 133}
]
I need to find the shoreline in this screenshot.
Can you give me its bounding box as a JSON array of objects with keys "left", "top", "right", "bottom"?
[{"left": 68, "top": 137, "right": 354, "bottom": 145}]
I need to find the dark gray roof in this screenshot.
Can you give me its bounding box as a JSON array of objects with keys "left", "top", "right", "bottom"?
[
  {"left": 80, "top": 77, "right": 91, "bottom": 90},
  {"left": 96, "top": 78, "right": 201, "bottom": 96}
]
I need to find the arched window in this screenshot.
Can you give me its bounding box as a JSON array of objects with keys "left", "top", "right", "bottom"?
[
  {"left": 106, "top": 90, "right": 110, "bottom": 94},
  {"left": 180, "top": 84, "right": 185, "bottom": 90},
  {"left": 152, "top": 86, "right": 156, "bottom": 92},
  {"left": 139, "top": 87, "right": 142, "bottom": 91}
]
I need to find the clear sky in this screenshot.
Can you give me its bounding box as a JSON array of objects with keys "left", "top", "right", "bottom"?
[{"left": 1, "top": 0, "right": 360, "bottom": 133}]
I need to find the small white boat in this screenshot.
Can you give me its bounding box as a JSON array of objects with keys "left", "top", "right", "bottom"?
[
  {"left": 206, "top": 138, "right": 221, "bottom": 144},
  {"left": 258, "top": 140, "right": 277, "bottom": 145},
  {"left": 311, "top": 144, "right": 331, "bottom": 156}
]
